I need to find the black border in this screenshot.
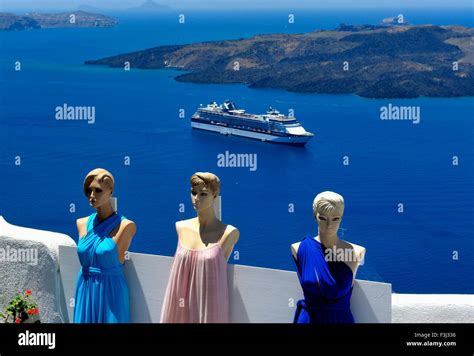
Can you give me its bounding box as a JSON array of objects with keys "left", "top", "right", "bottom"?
[{"left": 0, "top": 323, "right": 472, "bottom": 353}]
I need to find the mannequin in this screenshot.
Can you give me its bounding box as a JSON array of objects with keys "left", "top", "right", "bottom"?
[
  {"left": 160, "top": 172, "right": 239, "bottom": 323},
  {"left": 291, "top": 191, "right": 365, "bottom": 324},
  {"left": 74, "top": 168, "right": 136, "bottom": 323},
  {"left": 291, "top": 191, "right": 365, "bottom": 281},
  {"left": 76, "top": 168, "right": 136, "bottom": 264},
  {"left": 177, "top": 172, "right": 239, "bottom": 261}
]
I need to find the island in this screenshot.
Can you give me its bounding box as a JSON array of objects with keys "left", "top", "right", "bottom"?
[
  {"left": 78, "top": 1, "right": 171, "bottom": 13},
  {"left": 0, "top": 11, "right": 117, "bottom": 31},
  {"left": 84, "top": 24, "right": 474, "bottom": 98}
]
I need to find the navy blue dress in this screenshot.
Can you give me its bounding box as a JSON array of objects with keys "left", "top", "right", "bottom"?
[{"left": 293, "top": 237, "right": 355, "bottom": 323}]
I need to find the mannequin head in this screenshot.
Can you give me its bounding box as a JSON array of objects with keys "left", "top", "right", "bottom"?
[
  {"left": 83, "top": 168, "right": 114, "bottom": 209},
  {"left": 190, "top": 172, "right": 220, "bottom": 213},
  {"left": 312, "top": 191, "right": 344, "bottom": 236}
]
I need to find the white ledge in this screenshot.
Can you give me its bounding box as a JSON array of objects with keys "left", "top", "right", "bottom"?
[
  {"left": 0, "top": 216, "right": 76, "bottom": 323},
  {"left": 3, "top": 218, "right": 471, "bottom": 323}
]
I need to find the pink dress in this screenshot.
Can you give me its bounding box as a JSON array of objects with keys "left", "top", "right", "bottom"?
[{"left": 160, "top": 239, "right": 230, "bottom": 323}]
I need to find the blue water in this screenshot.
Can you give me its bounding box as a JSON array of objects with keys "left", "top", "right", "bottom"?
[{"left": 1, "top": 9, "right": 473, "bottom": 293}]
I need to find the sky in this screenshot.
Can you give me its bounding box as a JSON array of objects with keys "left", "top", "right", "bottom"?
[{"left": 1, "top": 0, "right": 473, "bottom": 11}]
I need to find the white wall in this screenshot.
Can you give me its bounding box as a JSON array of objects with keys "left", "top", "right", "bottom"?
[
  {"left": 392, "top": 293, "right": 474, "bottom": 323},
  {"left": 0, "top": 216, "right": 76, "bottom": 323},
  {"left": 59, "top": 245, "right": 392, "bottom": 323},
  {"left": 4, "top": 220, "right": 471, "bottom": 324}
]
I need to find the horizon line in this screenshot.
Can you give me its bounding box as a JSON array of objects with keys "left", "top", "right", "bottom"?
[{"left": 1, "top": 5, "right": 473, "bottom": 12}]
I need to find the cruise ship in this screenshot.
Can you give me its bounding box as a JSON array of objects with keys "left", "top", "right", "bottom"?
[{"left": 191, "top": 100, "right": 314, "bottom": 146}]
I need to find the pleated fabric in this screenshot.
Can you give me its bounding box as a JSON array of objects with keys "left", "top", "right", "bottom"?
[{"left": 160, "top": 240, "right": 229, "bottom": 323}]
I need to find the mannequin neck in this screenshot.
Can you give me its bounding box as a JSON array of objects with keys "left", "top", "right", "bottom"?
[
  {"left": 196, "top": 205, "right": 218, "bottom": 230},
  {"left": 318, "top": 232, "right": 339, "bottom": 248},
  {"left": 96, "top": 203, "right": 115, "bottom": 222}
]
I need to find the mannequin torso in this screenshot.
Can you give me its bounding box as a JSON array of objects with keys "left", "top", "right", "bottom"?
[
  {"left": 77, "top": 215, "right": 136, "bottom": 264},
  {"left": 291, "top": 236, "right": 365, "bottom": 285},
  {"left": 176, "top": 218, "right": 239, "bottom": 261}
]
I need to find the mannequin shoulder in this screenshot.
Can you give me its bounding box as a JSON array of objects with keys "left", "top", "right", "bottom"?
[
  {"left": 219, "top": 225, "right": 239, "bottom": 255},
  {"left": 223, "top": 224, "right": 240, "bottom": 244},
  {"left": 175, "top": 218, "right": 195, "bottom": 232},
  {"left": 349, "top": 242, "right": 366, "bottom": 258},
  {"left": 340, "top": 239, "right": 366, "bottom": 263},
  {"left": 120, "top": 219, "right": 137, "bottom": 236},
  {"left": 353, "top": 243, "right": 366, "bottom": 262},
  {"left": 76, "top": 216, "right": 89, "bottom": 237},
  {"left": 290, "top": 241, "right": 301, "bottom": 260},
  {"left": 76, "top": 216, "right": 88, "bottom": 228},
  {"left": 109, "top": 218, "right": 136, "bottom": 240}
]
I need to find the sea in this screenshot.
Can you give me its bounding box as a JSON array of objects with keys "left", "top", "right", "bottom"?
[{"left": 0, "top": 8, "right": 473, "bottom": 293}]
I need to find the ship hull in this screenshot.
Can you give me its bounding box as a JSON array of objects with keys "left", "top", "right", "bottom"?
[{"left": 191, "top": 121, "right": 313, "bottom": 146}]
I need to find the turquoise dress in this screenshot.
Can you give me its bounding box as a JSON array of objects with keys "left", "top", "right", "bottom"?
[{"left": 73, "top": 212, "right": 129, "bottom": 323}]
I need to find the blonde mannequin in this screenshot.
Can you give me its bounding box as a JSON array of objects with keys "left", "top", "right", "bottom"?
[
  {"left": 291, "top": 191, "right": 365, "bottom": 284},
  {"left": 290, "top": 191, "right": 365, "bottom": 324}
]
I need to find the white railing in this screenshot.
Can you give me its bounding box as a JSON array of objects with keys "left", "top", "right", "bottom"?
[
  {"left": 9, "top": 215, "right": 471, "bottom": 324},
  {"left": 58, "top": 245, "right": 392, "bottom": 323}
]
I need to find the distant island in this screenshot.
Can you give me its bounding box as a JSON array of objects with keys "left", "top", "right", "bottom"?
[
  {"left": 129, "top": 0, "right": 171, "bottom": 11},
  {"left": 85, "top": 24, "right": 474, "bottom": 98},
  {"left": 78, "top": 0, "right": 171, "bottom": 13},
  {"left": 0, "top": 11, "right": 117, "bottom": 31}
]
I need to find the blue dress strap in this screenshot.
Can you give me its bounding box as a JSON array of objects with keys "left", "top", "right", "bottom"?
[
  {"left": 85, "top": 212, "right": 125, "bottom": 235},
  {"left": 98, "top": 213, "right": 123, "bottom": 236},
  {"left": 292, "top": 237, "right": 311, "bottom": 285},
  {"left": 292, "top": 237, "right": 309, "bottom": 323},
  {"left": 85, "top": 213, "right": 97, "bottom": 233}
]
